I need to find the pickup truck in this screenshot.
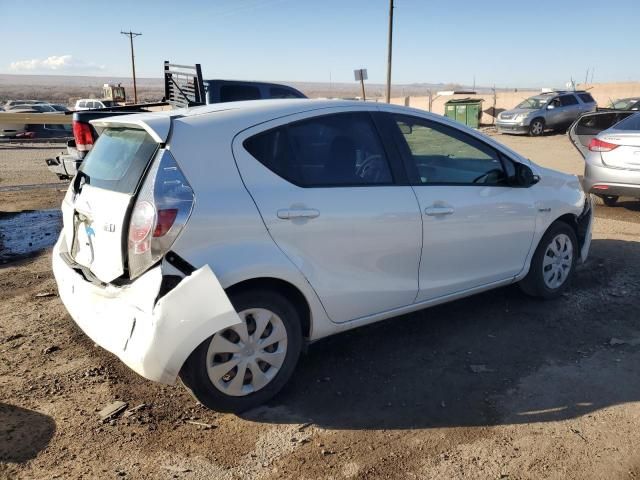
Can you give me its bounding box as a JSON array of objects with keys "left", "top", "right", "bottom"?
[{"left": 46, "top": 62, "right": 306, "bottom": 179}]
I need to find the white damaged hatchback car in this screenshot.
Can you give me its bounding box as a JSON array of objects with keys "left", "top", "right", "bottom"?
[{"left": 53, "top": 99, "right": 593, "bottom": 412}]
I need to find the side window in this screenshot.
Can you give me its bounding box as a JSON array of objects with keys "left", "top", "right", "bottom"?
[
  {"left": 244, "top": 112, "right": 393, "bottom": 187},
  {"left": 578, "top": 93, "right": 595, "bottom": 103},
  {"left": 269, "top": 87, "right": 304, "bottom": 99},
  {"left": 560, "top": 95, "right": 579, "bottom": 106},
  {"left": 78, "top": 101, "right": 86, "bottom": 108},
  {"left": 549, "top": 97, "right": 562, "bottom": 108},
  {"left": 219, "top": 85, "right": 261, "bottom": 102},
  {"left": 392, "top": 114, "right": 507, "bottom": 186}
]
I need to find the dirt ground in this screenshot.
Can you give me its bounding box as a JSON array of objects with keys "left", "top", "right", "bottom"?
[{"left": 1, "top": 133, "right": 640, "bottom": 479}]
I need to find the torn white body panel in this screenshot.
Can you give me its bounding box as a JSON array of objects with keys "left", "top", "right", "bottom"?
[
  {"left": 52, "top": 237, "right": 241, "bottom": 384},
  {"left": 580, "top": 196, "right": 594, "bottom": 264}
]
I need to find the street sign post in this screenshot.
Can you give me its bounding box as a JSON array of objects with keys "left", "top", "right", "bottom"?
[{"left": 354, "top": 68, "right": 368, "bottom": 101}]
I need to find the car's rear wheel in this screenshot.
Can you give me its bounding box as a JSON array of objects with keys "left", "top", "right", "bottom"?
[
  {"left": 529, "top": 118, "right": 545, "bottom": 137},
  {"left": 592, "top": 193, "right": 618, "bottom": 207},
  {"left": 519, "top": 221, "right": 577, "bottom": 299},
  {"left": 180, "top": 289, "right": 302, "bottom": 413}
]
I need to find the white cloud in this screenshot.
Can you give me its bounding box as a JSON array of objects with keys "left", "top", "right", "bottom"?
[{"left": 8, "top": 55, "right": 106, "bottom": 73}]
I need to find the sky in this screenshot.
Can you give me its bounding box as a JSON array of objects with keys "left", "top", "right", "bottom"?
[{"left": 1, "top": 0, "right": 638, "bottom": 88}]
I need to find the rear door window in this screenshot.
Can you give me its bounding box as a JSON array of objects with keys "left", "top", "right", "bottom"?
[
  {"left": 578, "top": 93, "right": 595, "bottom": 103},
  {"left": 79, "top": 128, "right": 158, "bottom": 193},
  {"left": 244, "top": 112, "right": 393, "bottom": 187},
  {"left": 220, "top": 85, "right": 262, "bottom": 102},
  {"left": 560, "top": 95, "right": 579, "bottom": 106}
]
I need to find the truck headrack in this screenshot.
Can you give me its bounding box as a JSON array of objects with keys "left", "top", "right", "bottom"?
[{"left": 164, "top": 61, "right": 206, "bottom": 108}]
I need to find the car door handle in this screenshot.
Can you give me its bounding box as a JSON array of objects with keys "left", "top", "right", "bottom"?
[
  {"left": 277, "top": 208, "right": 320, "bottom": 220},
  {"left": 424, "top": 206, "right": 454, "bottom": 216}
]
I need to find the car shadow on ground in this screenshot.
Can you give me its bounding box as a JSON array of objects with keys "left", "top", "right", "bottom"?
[
  {"left": 0, "top": 403, "right": 56, "bottom": 463},
  {"left": 245, "top": 239, "right": 640, "bottom": 430},
  {"left": 594, "top": 199, "right": 640, "bottom": 218}
]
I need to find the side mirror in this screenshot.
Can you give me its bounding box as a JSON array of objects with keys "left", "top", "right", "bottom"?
[
  {"left": 547, "top": 104, "right": 555, "bottom": 110},
  {"left": 512, "top": 162, "right": 538, "bottom": 187}
]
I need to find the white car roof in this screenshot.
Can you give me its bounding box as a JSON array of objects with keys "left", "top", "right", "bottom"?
[{"left": 91, "top": 99, "right": 367, "bottom": 143}]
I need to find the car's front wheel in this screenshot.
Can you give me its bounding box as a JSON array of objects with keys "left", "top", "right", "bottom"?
[
  {"left": 519, "top": 221, "right": 577, "bottom": 299},
  {"left": 180, "top": 289, "right": 302, "bottom": 413},
  {"left": 529, "top": 118, "right": 545, "bottom": 137}
]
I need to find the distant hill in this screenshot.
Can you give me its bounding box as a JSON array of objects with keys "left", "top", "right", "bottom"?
[{"left": 0, "top": 73, "right": 499, "bottom": 105}]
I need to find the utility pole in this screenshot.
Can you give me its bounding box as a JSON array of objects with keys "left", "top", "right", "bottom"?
[
  {"left": 385, "top": 0, "right": 394, "bottom": 103},
  {"left": 121, "top": 30, "right": 142, "bottom": 103}
]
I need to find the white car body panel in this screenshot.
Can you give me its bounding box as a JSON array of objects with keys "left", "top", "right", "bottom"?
[
  {"left": 52, "top": 99, "right": 593, "bottom": 385},
  {"left": 412, "top": 184, "right": 536, "bottom": 301}
]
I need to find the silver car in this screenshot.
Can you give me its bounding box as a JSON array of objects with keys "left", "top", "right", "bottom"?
[
  {"left": 497, "top": 91, "right": 596, "bottom": 136},
  {"left": 569, "top": 110, "right": 640, "bottom": 206}
]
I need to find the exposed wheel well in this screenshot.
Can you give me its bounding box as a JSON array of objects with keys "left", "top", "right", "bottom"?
[
  {"left": 548, "top": 213, "right": 588, "bottom": 250},
  {"left": 225, "top": 278, "right": 311, "bottom": 339}
]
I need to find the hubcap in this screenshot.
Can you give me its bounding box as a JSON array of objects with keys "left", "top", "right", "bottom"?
[
  {"left": 542, "top": 233, "right": 573, "bottom": 289},
  {"left": 206, "top": 308, "right": 288, "bottom": 397},
  {"left": 532, "top": 122, "right": 543, "bottom": 135}
]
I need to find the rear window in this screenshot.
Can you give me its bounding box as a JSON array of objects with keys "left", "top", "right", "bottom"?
[
  {"left": 79, "top": 128, "right": 158, "bottom": 194},
  {"left": 269, "top": 87, "right": 304, "bottom": 99},
  {"left": 578, "top": 93, "right": 595, "bottom": 103},
  {"left": 610, "top": 113, "right": 640, "bottom": 132},
  {"left": 220, "top": 85, "right": 261, "bottom": 102}
]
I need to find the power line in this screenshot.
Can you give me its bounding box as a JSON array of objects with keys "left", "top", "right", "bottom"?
[{"left": 121, "top": 30, "right": 142, "bottom": 103}]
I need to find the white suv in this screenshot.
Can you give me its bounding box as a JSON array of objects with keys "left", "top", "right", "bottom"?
[{"left": 53, "top": 100, "right": 593, "bottom": 412}]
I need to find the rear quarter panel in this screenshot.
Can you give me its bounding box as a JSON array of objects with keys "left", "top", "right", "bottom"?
[{"left": 166, "top": 113, "right": 331, "bottom": 340}]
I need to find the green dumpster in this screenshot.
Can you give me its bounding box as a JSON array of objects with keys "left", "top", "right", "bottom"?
[{"left": 444, "top": 98, "right": 483, "bottom": 128}]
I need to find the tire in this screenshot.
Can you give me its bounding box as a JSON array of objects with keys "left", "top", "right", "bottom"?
[
  {"left": 519, "top": 221, "right": 578, "bottom": 299},
  {"left": 180, "top": 289, "right": 303, "bottom": 413},
  {"left": 592, "top": 193, "right": 618, "bottom": 207},
  {"left": 529, "top": 118, "right": 545, "bottom": 137}
]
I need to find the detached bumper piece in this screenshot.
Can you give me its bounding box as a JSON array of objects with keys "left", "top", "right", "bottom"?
[{"left": 52, "top": 238, "right": 242, "bottom": 384}]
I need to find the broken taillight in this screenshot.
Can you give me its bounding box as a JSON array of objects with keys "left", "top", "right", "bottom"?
[{"left": 127, "top": 150, "right": 194, "bottom": 279}]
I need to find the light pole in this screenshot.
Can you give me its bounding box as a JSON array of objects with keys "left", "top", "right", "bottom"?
[{"left": 121, "top": 30, "right": 142, "bottom": 103}]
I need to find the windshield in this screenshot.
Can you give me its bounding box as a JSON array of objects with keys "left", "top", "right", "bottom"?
[
  {"left": 516, "top": 96, "right": 550, "bottom": 109},
  {"left": 79, "top": 128, "right": 158, "bottom": 194},
  {"left": 611, "top": 98, "right": 639, "bottom": 110}
]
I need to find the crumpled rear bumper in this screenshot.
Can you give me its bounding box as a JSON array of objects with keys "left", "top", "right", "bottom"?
[{"left": 52, "top": 237, "right": 241, "bottom": 384}]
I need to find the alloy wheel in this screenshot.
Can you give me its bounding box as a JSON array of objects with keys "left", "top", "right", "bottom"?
[
  {"left": 542, "top": 233, "right": 573, "bottom": 289},
  {"left": 206, "top": 308, "right": 288, "bottom": 397},
  {"left": 531, "top": 121, "right": 544, "bottom": 136}
]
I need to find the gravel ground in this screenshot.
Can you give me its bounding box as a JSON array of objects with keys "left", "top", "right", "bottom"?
[{"left": 1, "top": 134, "right": 640, "bottom": 479}]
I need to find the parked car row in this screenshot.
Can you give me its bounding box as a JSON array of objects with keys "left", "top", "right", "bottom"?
[{"left": 0, "top": 101, "right": 71, "bottom": 138}]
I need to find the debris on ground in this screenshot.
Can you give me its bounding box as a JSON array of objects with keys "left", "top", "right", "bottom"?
[
  {"left": 42, "top": 345, "right": 60, "bottom": 355},
  {"left": 123, "top": 403, "right": 147, "bottom": 418},
  {"left": 35, "top": 292, "right": 56, "bottom": 298},
  {"left": 184, "top": 420, "right": 216, "bottom": 430},
  {"left": 97, "top": 401, "right": 128, "bottom": 421}
]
